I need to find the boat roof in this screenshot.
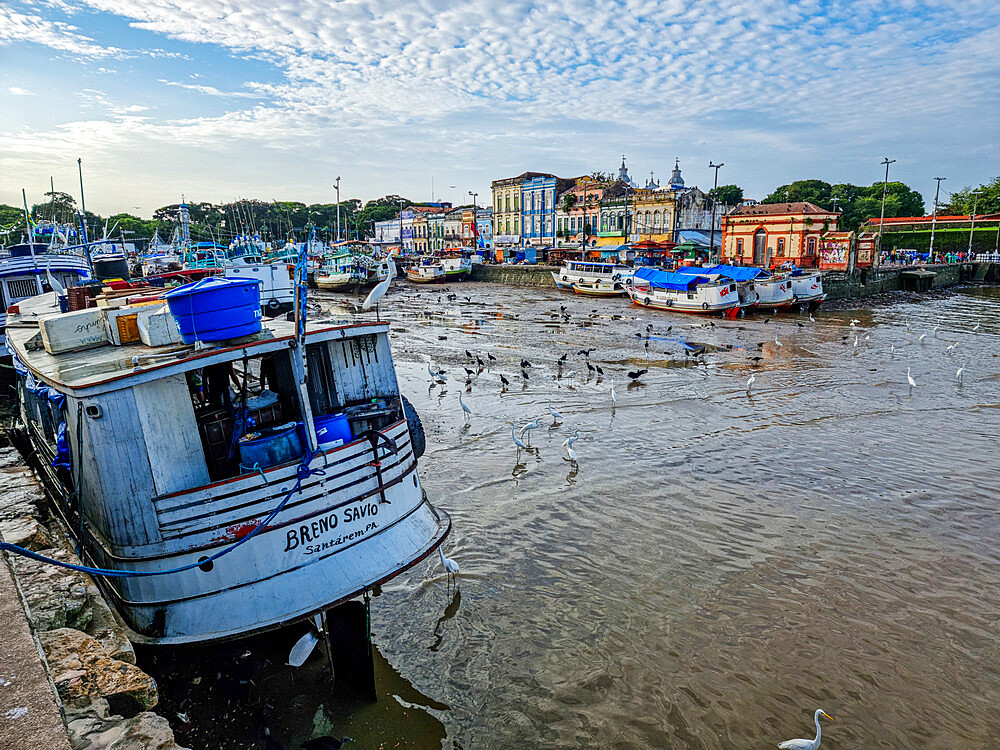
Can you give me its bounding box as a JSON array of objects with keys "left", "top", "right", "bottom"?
[
  {"left": 634, "top": 267, "right": 710, "bottom": 290},
  {"left": 6, "top": 293, "right": 388, "bottom": 395}
]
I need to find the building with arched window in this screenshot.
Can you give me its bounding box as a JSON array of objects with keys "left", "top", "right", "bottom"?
[{"left": 721, "top": 202, "right": 839, "bottom": 268}]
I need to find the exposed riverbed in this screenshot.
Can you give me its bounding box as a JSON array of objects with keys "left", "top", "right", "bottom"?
[{"left": 149, "top": 282, "right": 999, "bottom": 749}]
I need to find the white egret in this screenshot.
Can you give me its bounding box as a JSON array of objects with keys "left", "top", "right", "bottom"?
[
  {"left": 946, "top": 342, "right": 958, "bottom": 354},
  {"left": 864, "top": 334, "right": 870, "bottom": 343},
  {"left": 849, "top": 319, "right": 860, "bottom": 327},
  {"left": 361, "top": 261, "right": 395, "bottom": 319},
  {"left": 458, "top": 392, "right": 472, "bottom": 422},
  {"left": 778, "top": 708, "right": 833, "bottom": 750},
  {"left": 907, "top": 367, "right": 917, "bottom": 389},
  {"left": 853, "top": 334, "right": 858, "bottom": 349},
  {"left": 45, "top": 263, "right": 66, "bottom": 296},
  {"left": 956, "top": 365, "right": 965, "bottom": 384},
  {"left": 918, "top": 333, "right": 927, "bottom": 344},
  {"left": 890, "top": 343, "right": 895, "bottom": 353},
  {"left": 438, "top": 546, "right": 459, "bottom": 581},
  {"left": 973, "top": 322, "right": 980, "bottom": 332},
  {"left": 746, "top": 373, "right": 755, "bottom": 393},
  {"left": 809, "top": 314, "right": 816, "bottom": 323},
  {"left": 547, "top": 399, "right": 563, "bottom": 422},
  {"left": 610, "top": 380, "right": 617, "bottom": 404},
  {"left": 520, "top": 417, "right": 541, "bottom": 444},
  {"left": 932, "top": 323, "right": 940, "bottom": 339},
  {"left": 774, "top": 335, "right": 782, "bottom": 348},
  {"left": 510, "top": 422, "right": 529, "bottom": 449},
  {"left": 561, "top": 429, "right": 579, "bottom": 448},
  {"left": 565, "top": 444, "right": 578, "bottom": 462}
]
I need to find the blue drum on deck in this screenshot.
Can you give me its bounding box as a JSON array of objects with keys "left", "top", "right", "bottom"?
[
  {"left": 297, "top": 413, "right": 352, "bottom": 451},
  {"left": 239, "top": 423, "right": 303, "bottom": 469},
  {"left": 163, "top": 276, "right": 262, "bottom": 344}
]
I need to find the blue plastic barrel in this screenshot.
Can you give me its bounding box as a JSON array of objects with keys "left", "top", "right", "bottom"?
[
  {"left": 163, "top": 276, "right": 262, "bottom": 344},
  {"left": 239, "top": 423, "right": 303, "bottom": 469},
  {"left": 313, "top": 413, "right": 352, "bottom": 448}
]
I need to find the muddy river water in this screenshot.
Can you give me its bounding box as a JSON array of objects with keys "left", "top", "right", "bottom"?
[{"left": 157, "top": 282, "right": 1000, "bottom": 749}]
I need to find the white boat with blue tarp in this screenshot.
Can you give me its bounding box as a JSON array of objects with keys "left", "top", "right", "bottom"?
[
  {"left": 4, "top": 271, "right": 448, "bottom": 646},
  {"left": 552, "top": 259, "right": 633, "bottom": 290},
  {"left": 625, "top": 267, "right": 739, "bottom": 315},
  {"left": 786, "top": 267, "right": 826, "bottom": 310},
  {"left": 690, "top": 264, "right": 795, "bottom": 312}
]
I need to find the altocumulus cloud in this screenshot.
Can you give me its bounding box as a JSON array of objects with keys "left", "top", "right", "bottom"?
[{"left": 1, "top": 0, "right": 998, "bottom": 210}]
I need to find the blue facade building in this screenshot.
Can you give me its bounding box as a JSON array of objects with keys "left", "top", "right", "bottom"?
[{"left": 521, "top": 174, "right": 574, "bottom": 247}]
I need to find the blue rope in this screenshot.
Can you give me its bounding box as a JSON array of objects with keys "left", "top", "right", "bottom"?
[{"left": 0, "top": 451, "right": 324, "bottom": 579}]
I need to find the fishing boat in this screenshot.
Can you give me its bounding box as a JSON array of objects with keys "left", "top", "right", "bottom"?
[
  {"left": 140, "top": 231, "right": 182, "bottom": 276},
  {"left": 551, "top": 259, "right": 633, "bottom": 291},
  {"left": 406, "top": 259, "right": 446, "bottom": 284},
  {"left": 440, "top": 255, "right": 472, "bottom": 280},
  {"left": 675, "top": 264, "right": 761, "bottom": 312},
  {"left": 5, "top": 279, "right": 449, "bottom": 646},
  {"left": 787, "top": 268, "right": 826, "bottom": 310},
  {"left": 0, "top": 240, "right": 90, "bottom": 345},
  {"left": 625, "top": 267, "right": 739, "bottom": 315},
  {"left": 571, "top": 280, "right": 626, "bottom": 297},
  {"left": 354, "top": 255, "right": 396, "bottom": 287},
  {"left": 314, "top": 250, "right": 356, "bottom": 291}
]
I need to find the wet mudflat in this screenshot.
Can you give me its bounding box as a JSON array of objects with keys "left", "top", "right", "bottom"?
[{"left": 158, "top": 282, "right": 1000, "bottom": 749}]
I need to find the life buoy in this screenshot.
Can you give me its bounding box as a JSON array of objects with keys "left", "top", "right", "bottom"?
[
  {"left": 612, "top": 273, "right": 621, "bottom": 281},
  {"left": 644, "top": 297, "right": 651, "bottom": 306},
  {"left": 578, "top": 278, "right": 585, "bottom": 283},
  {"left": 265, "top": 298, "right": 283, "bottom": 316},
  {"left": 702, "top": 302, "right": 709, "bottom": 310},
  {"left": 562, "top": 275, "right": 568, "bottom": 281},
  {"left": 665, "top": 298, "right": 673, "bottom": 307}
]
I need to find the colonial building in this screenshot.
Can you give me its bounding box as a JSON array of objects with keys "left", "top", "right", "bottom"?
[
  {"left": 555, "top": 179, "right": 607, "bottom": 248},
  {"left": 491, "top": 174, "right": 524, "bottom": 245},
  {"left": 475, "top": 208, "right": 493, "bottom": 249},
  {"left": 721, "top": 202, "right": 839, "bottom": 268},
  {"left": 522, "top": 173, "right": 575, "bottom": 247},
  {"left": 427, "top": 212, "right": 445, "bottom": 252},
  {"left": 372, "top": 218, "right": 400, "bottom": 250},
  {"left": 444, "top": 208, "right": 463, "bottom": 247}
]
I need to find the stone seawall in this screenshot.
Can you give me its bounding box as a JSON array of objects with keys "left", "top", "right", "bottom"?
[
  {"left": 0, "top": 444, "right": 190, "bottom": 750},
  {"left": 470, "top": 264, "right": 558, "bottom": 287},
  {"left": 823, "top": 263, "right": 968, "bottom": 301}
]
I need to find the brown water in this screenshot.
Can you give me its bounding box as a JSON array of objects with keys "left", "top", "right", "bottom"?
[{"left": 167, "top": 283, "right": 1000, "bottom": 749}]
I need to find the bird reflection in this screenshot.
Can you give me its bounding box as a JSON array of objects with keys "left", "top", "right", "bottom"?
[
  {"left": 565, "top": 463, "right": 579, "bottom": 484},
  {"left": 429, "top": 588, "right": 462, "bottom": 652}
]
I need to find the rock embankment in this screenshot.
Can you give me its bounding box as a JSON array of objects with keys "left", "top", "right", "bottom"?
[{"left": 0, "top": 445, "right": 190, "bottom": 750}]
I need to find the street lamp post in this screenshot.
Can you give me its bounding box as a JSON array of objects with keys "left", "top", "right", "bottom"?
[
  {"left": 580, "top": 178, "right": 593, "bottom": 254},
  {"left": 708, "top": 161, "right": 724, "bottom": 262},
  {"left": 334, "top": 176, "right": 341, "bottom": 243},
  {"left": 929, "top": 177, "right": 945, "bottom": 257},
  {"left": 877, "top": 157, "right": 896, "bottom": 267},
  {"left": 968, "top": 190, "right": 982, "bottom": 257}
]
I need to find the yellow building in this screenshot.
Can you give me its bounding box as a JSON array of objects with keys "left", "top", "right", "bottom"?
[
  {"left": 631, "top": 189, "right": 677, "bottom": 243},
  {"left": 491, "top": 175, "right": 521, "bottom": 244}
]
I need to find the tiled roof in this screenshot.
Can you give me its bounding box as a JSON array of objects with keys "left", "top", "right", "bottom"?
[{"left": 729, "top": 202, "right": 834, "bottom": 216}]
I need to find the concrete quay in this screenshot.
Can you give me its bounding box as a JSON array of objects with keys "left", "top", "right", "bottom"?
[{"left": 0, "top": 445, "right": 189, "bottom": 750}]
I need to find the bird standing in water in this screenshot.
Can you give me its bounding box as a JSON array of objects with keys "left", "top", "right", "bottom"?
[
  {"left": 778, "top": 708, "right": 833, "bottom": 750},
  {"left": 458, "top": 392, "right": 472, "bottom": 423},
  {"left": 907, "top": 367, "right": 917, "bottom": 390},
  {"left": 746, "top": 373, "right": 755, "bottom": 393},
  {"left": 438, "top": 546, "right": 459, "bottom": 582}
]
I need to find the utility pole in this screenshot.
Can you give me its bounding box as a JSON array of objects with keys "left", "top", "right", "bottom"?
[
  {"left": 468, "top": 191, "right": 478, "bottom": 249},
  {"left": 334, "top": 176, "right": 341, "bottom": 244},
  {"left": 968, "top": 190, "right": 982, "bottom": 257},
  {"left": 928, "top": 177, "right": 946, "bottom": 257},
  {"left": 877, "top": 157, "right": 896, "bottom": 267},
  {"left": 708, "top": 161, "right": 724, "bottom": 262},
  {"left": 580, "top": 178, "right": 592, "bottom": 254},
  {"left": 398, "top": 199, "right": 404, "bottom": 255}
]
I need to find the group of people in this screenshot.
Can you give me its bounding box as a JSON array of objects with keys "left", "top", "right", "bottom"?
[{"left": 879, "top": 250, "right": 979, "bottom": 266}]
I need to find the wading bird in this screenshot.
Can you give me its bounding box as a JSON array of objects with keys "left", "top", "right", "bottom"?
[
  {"left": 778, "top": 708, "right": 833, "bottom": 750},
  {"left": 438, "top": 546, "right": 459, "bottom": 582},
  {"left": 458, "top": 392, "right": 472, "bottom": 422},
  {"left": 973, "top": 322, "right": 980, "bottom": 332},
  {"left": 774, "top": 335, "right": 782, "bottom": 347},
  {"left": 488, "top": 352, "right": 497, "bottom": 361},
  {"left": 361, "top": 261, "right": 395, "bottom": 319},
  {"left": 520, "top": 417, "right": 541, "bottom": 444},
  {"left": 610, "top": 380, "right": 617, "bottom": 404},
  {"left": 809, "top": 314, "right": 816, "bottom": 323},
  {"left": 918, "top": 333, "right": 927, "bottom": 343},
  {"left": 946, "top": 342, "right": 958, "bottom": 354},
  {"left": 565, "top": 444, "right": 577, "bottom": 463},
  {"left": 547, "top": 400, "right": 563, "bottom": 422},
  {"left": 746, "top": 373, "right": 755, "bottom": 393},
  {"left": 907, "top": 367, "right": 917, "bottom": 390},
  {"left": 500, "top": 374, "right": 510, "bottom": 390},
  {"left": 627, "top": 369, "right": 647, "bottom": 381},
  {"left": 561, "top": 429, "right": 579, "bottom": 447},
  {"left": 956, "top": 364, "right": 965, "bottom": 384},
  {"left": 510, "top": 422, "right": 529, "bottom": 449}
]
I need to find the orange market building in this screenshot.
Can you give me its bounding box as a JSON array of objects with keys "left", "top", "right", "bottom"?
[{"left": 721, "top": 202, "right": 839, "bottom": 269}]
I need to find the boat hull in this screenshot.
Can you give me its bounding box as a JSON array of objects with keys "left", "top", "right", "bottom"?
[
  {"left": 314, "top": 273, "right": 356, "bottom": 291},
  {"left": 625, "top": 286, "right": 738, "bottom": 315},
  {"left": 406, "top": 269, "right": 446, "bottom": 283},
  {"left": 572, "top": 282, "right": 625, "bottom": 297}
]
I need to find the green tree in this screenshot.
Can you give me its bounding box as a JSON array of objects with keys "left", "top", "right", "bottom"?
[
  {"left": 709, "top": 184, "right": 743, "bottom": 205},
  {"left": 30, "top": 191, "right": 78, "bottom": 225},
  {"left": 763, "top": 179, "right": 832, "bottom": 206},
  {"left": 943, "top": 176, "right": 1000, "bottom": 216},
  {"left": 762, "top": 178, "right": 924, "bottom": 231}
]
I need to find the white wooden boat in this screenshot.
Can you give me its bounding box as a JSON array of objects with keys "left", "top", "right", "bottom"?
[
  {"left": 551, "top": 260, "right": 633, "bottom": 291},
  {"left": 314, "top": 251, "right": 356, "bottom": 291},
  {"left": 787, "top": 269, "right": 826, "bottom": 310},
  {"left": 571, "top": 280, "right": 626, "bottom": 297},
  {"left": 6, "top": 292, "right": 448, "bottom": 645},
  {"left": 406, "top": 262, "right": 446, "bottom": 283},
  {"left": 626, "top": 268, "right": 739, "bottom": 315},
  {"left": 441, "top": 256, "right": 472, "bottom": 279},
  {"left": 224, "top": 261, "right": 295, "bottom": 316},
  {"left": 690, "top": 265, "right": 793, "bottom": 313},
  {"left": 752, "top": 275, "right": 795, "bottom": 311}
]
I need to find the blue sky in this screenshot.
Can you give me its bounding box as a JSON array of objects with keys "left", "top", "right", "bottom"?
[{"left": 1, "top": 0, "right": 998, "bottom": 216}]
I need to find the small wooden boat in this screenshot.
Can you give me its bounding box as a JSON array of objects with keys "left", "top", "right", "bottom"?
[
  {"left": 787, "top": 269, "right": 826, "bottom": 310},
  {"left": 406, "top": 263, "right": 446, "bottom": 283},
  {"left": 626, "top": 268, "right": 739, "bottom": 315},
  {"left": 441, "top": 256, "right": 472, "bottom": 279},
  {"left": 571, "top": 280, "right": 626, "bottom": 297}
]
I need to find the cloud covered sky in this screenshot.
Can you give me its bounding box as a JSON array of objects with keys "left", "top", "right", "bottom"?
[{"left": 1, "top": 0, "right": 998, "bottom": 216}]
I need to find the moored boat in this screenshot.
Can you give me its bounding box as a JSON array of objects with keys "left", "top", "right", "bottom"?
[
  {"left": 5, "top": 280, "right": 449, "bottom": 645},
  {"left": 441, "top": 255, "right": 472, "bottom": 279},
  {"left": 406, "top": 261, "right": 446, "bottom": 283},
  {"left": 551, "top": 259, "right": 633, "bottom": 291},
  {"left": 626, "top": 267, "right": 739, "bottom": 315},
  {"left": 787, "top": 268, "right": 826, "bottom": 310},
  {"left": 571, "top": 280, "right": 626, "bottom": 297}
]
